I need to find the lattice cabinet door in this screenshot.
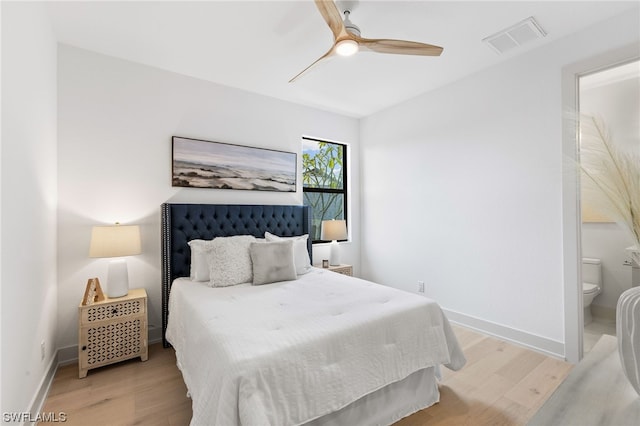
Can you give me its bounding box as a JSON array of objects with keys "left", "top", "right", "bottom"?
[{"left": 78, "top": 288, "right": 148, "bottom": 378}]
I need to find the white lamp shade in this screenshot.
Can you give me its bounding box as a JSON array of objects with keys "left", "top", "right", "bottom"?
[
  {"left": 321, "top": 220, "right": 347, "bottom": 241},
  {"left": 321, "top": 220, "right": 347, "bottom": 266},
  {"left": 89, "top": 223, "right": 141, "bottom": 298},
  {"left": 89, "top": 224, "right": 141, "bottom": 258}
]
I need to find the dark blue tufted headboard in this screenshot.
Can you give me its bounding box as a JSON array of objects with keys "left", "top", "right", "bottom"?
[{"left": 161, "top": 203, "right": 312, "bottom": 347}]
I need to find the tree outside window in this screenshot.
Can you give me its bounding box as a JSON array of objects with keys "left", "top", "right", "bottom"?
[{"left": 302, "top": 137, "right": 347, "bottom": 242}]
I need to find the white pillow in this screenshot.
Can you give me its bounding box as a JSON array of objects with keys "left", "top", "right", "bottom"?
[
  {"left": 188, "top": 239, "right": 215, "bottom": 281},
  {"left": 250, "top": 240, "right": 297, "bottom": 285},
  {"left": 264, "top": 232, "right": 312, "bottom": 275},
  {"left": 207, "top": 235, "right": 256, "bottom": 287}
]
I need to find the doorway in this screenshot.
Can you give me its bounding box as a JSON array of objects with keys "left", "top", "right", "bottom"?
[
  {"left": 578, "top": 60, "right": 640, "bottom": 354},
  {"left": 561, "top": 44, "right": 640, "bottom": 363}
]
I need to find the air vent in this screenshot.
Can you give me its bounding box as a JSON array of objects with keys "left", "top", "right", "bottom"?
[{"left": 483, "top": 17, "right": 546, "bottom": 54}]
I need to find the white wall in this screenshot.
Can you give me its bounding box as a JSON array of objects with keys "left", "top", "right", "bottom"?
[
  {"left": 1, "top": 1, "right": 58, "bottom": 415},
  {"left": 57, "top": 45, "right": 360, "bottom": 352},
  {"left": 581, "top": 72, "right": 639, "bottom": 314},
  {"left": 360, "top": 9, "right": 639, "bottom": 357}
]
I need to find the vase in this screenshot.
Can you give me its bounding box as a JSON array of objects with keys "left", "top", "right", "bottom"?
[{"left": 617, "top": 286, "right": 640, "bottom": 396}]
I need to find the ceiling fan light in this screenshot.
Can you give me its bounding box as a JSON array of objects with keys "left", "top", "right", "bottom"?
[{"left": 336, "top": 39, "right": 358, "bottom": 56}]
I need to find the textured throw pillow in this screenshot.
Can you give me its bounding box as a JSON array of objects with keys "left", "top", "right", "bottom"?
[
  {"left": 250, "top": 240, "right": 297, "bottom": 285},
  {"left": 207, "top": 235, "right": 256, "bottom": 287},
  {"left": 188, "top": 239, "right": 216, "bottom": 282},
  {"left": 264, "top": 232, "right": 312, "bottom": 275}
]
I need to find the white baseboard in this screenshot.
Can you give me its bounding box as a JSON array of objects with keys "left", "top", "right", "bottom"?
[
  {"left": 443, "top": 308, "right": 566, "bottom": 360},
  {"left": 26, "top": 326, "right": 164, "bottom": 425},
  {"left": 56, "top": 345, "right": 78, "bottom": 366},
  {"left": 27, "top": 353, "right": 58, "bottom": 426}
]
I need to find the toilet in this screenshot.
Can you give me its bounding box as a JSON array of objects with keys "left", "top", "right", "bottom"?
[{"left": 582, "top": 258, "right": 602, "bottom": 325}]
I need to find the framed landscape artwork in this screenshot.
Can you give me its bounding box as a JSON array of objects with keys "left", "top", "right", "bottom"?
[{"left": 172, "top": 136, "right": 297, "bottom": 192}]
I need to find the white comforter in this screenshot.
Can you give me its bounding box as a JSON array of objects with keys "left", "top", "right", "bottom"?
[{"left": 166, "top": 268, "right": 465, "bottom": 426}]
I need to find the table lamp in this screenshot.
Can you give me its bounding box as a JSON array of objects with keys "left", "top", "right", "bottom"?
[
  {"left": 321, "top": 219, "right": 347, "bottom": 266},
  {"left": 89, "top": 223, "right": 141, "bottom": 298}
]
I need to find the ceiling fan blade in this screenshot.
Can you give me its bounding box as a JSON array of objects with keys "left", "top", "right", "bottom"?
[
  {"left": 314, "top": 0, "right": 348, "bottom": 40},
  {"left": 289, "top": 47, "right": 336, "bottom": 83},
  {"left": 357, "top": 37, "right": 443, "bottom": 56}
]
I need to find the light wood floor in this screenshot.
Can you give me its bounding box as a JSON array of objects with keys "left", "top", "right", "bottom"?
[{"left": 40, "top": 326, "right": 571, "bottom": 425}]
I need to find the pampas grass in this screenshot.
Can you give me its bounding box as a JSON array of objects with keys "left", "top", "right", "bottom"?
[{"left": 579, "top": 114, "right": 640, "bottom": 249}]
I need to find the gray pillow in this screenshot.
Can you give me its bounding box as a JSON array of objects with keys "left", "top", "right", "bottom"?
[
  {"left": 250, "top": 240, "right": 297, "bottom": 285},
  {"left": 264, "top": 232, "right": 312, "bottom": 275},
  {"left": 188, "top": 239, "right": 215, "bottom": 281}
]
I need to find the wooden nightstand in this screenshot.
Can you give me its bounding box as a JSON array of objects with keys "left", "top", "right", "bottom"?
[
  {"left": 78, "top": 288, "right": 148, "bottom": 378},
  {"left": 327, "top": 264, "right": 353, "bottom": 276}
]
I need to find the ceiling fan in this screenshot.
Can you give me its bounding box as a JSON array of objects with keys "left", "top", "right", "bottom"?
[{"left": 289, "top": 0, "right": 443, "bottom": 82}]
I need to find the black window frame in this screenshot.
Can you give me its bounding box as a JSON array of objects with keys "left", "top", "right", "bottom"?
[{"left": 302, "top": 137, "right": 348, "bottom": 244}]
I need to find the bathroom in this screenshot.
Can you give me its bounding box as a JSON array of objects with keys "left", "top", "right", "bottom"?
[{"left": 579, "top": 60, "right": 639, "bottom": 353}]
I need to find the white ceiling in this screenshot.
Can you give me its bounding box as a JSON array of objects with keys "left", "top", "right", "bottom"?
[{"left": 46, "top": 1, "right": 638, "bottom": 118}]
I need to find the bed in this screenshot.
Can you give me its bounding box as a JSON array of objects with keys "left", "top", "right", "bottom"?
[{"left": 161, "top": 203, "right": 465, "bottom": 425}]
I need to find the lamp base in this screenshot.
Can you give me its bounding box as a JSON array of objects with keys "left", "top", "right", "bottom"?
[
  {"left": 329, "top": 240, "right": 341, "bottom": 266},
  {"left": 107, "top": 258, "right": 129, "bottom": 298}
]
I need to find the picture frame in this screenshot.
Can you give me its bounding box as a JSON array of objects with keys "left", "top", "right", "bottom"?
[
  {"left": 82, "top": 277, "right": 105, "bottom": 305},
  {"left": 172, "top": 136, "right": 297, "bottom": 192}
]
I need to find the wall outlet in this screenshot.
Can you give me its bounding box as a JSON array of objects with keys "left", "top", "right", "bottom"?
[
  {"left": 41, "top": 341, "right": 45, "bottom": 361},
  {"left": 417, "top": 281, "right": 425, "bottom": 293}
]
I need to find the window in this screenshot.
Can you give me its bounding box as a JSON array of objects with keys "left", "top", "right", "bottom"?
[{"left": 302, "top": 137, "right": 347, "bottom": 242}]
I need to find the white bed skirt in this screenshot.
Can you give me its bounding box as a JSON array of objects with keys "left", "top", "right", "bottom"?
[{"left": 304, "top": 367, "right": 439, "bottom": 426}]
